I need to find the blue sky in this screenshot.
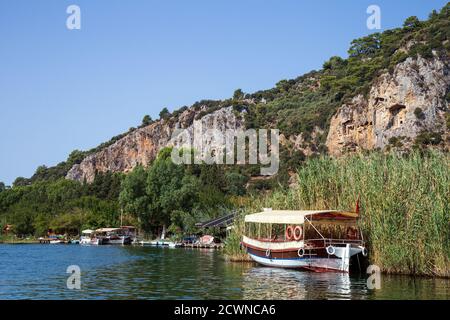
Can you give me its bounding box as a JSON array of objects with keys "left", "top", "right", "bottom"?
[{"left": 0, "top": 0, "right": 447, "bottom": 185}]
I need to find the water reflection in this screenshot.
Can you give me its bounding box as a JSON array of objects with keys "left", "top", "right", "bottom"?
[
  {"left": 0, "top": 245, "right": 448, "bottom": 300},
  {"left": 241, "top": 267, "right": 368, "bottom": 300},
  {"left": 368, "top": 275, "right": 450, "bottom": 300}
]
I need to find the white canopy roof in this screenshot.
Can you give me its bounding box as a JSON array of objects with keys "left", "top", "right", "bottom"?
[
  {"left": 244, "top": 210, "right": 343, "bottom": 224},
  {"left": 81, "top": 229, "right": 94, "bottom": 234},
  {"left": 95, "top": 228, "right": 121, "bottom": 233}
]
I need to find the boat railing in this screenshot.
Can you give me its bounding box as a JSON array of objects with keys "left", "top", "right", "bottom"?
[{"left": 305, "top": 238, "right": 364, "bottom": 248}]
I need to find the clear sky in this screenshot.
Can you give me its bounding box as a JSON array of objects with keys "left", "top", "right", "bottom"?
[{"left": 0, "top": 0, "right": 447, "bottom": 185}]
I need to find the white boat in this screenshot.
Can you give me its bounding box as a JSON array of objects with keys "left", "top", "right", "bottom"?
[
  {"left": 241, "top": 208, "right": 368, "bottom": 273},
  {"left": 80, "top": 229, "right": 109, "bottom": 245},
  {"left": 151, "top": 240, "right": 169, "bottom": 246},
  {"left": 140, "top": 239, "right": 179, "bottom": 247},
  {"left": 168, "top": 242, "right": 182, "bottom": 248},
  {"left": 49, "top": 239, "right": 64, "bottom": 244},
  {"left": 80, "top": 229, "right": 93, "bottom": 245},
  {"left": 48, "top": 235, "right": 65, "bottom": 244}
]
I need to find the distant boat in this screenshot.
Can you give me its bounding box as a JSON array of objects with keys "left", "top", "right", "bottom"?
[
  {"left": 107, "top": 234, "right": 132, "bottom": 245},
  {"left": 80, "top": 229, "right": 108, "bottom": 245},
  {"left": 80, "top": 230, "right": 94, "bottom": 245},
  {"left": 198, "top": 235, "right": 215, "bottom": 245},
  {"left": 95, "top": 228, "right": 132, "bottom": 245},
  {"left": 241, "top": 208, "right": 368, "bottom": 273},
  {"left": 48, "top": 235, "right": 65, "bottom": 244},
  {"left": 140, "top": 239, "right": 179, "bottom": 247},
  {"left": 168, "top": 242, "right": 182, "bottom": 248},
  {"left": 49, "top": 239, "right": 64, "bottom": 244}
]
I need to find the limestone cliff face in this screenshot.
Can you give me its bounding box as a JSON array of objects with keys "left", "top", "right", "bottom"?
[
  {"left": 326, "top": 55, "right": 449, "bottom": 155},
  {"left": 67, "top": 55, "right": 449, "bottom": 182},
  {"left": 66, "top": 106, "right": 244, "bottom": 182}
]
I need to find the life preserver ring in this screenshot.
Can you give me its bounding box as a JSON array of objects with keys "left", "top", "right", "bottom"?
[
  {"left": 362, "top": 247, "right": 368, "bottom": 257},
  {"left": 285, "top": 225, "right": 294, "bottom": 241},
  {"left": 297, "top": 248, "right": 305, "bottom": 257},
  {"left": 326, "top": 246, "right": 335, "bottom": 255},
  {"left": 265, "top": 248, "right": 271, "bottom": 257},
  {"left": 293, "top": 226, "right": 303, "bottom": 241}
]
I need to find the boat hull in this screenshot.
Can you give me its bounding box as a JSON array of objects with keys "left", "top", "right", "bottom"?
[
  {"left": 243, "top": 240, "right": 364, "bottom": 273},
  {"left": 87, "top": 238, "right": 108, "bottom": 245},
  {"left": 107, "top": 236, "right": 132, "bottom": 245},
  {"left": 49, "top": 240, "right": 64, "bottom": 244},
  {"left": 247, "top": 252, "right": 348, "bottom": 272}
]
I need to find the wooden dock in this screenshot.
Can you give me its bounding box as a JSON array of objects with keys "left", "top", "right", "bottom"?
[{"left": 180, "top": 243, "right": 224, "bottom": 250}]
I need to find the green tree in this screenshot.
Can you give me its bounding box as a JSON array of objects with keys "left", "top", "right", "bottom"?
[
  {"left": 403, "top": 16, "right": 420, "bottom": 28},
  {"left": 0, "top": 182, "right": 6, "bottom": 193},
  {"left": 146, "top": 148, "right": 200, "bottom": 233},
  {"left": 119, "top": 166, "right": 150, "bottom": 229},
  {"left": 88, "top": 172, "right": 123, "bottom": 200},
  {"left": 233, "top": 89, "right": 244, "bottom": 100},
  {"left": 225, "top": 172, "right": 248, "bottom": 196},
  {"left": 13, "top": 177, "right": 30, "bottom": 188},
  {"left": 10, "top": 206, "right": 35, "bottom": 236},
  {"left": 348, "top": 33, "right": 381, "bottom": 58},
  {"left": 159, "top": 107, "right": 170, "bottom": 119},
  {"left": 33, "top": 213, "right": 51, "bottom": 236},
  {"left": 323, "top": 56, "right": 346, "bottom": 70},
  {"left": 67, "top": 150, "right": 86, "bottom": 166},
  {"left": 142, "top": 115, "right": 152, "bottom": 126}
]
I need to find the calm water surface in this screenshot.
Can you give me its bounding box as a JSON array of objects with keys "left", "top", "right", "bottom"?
[{"left": 0, "top": 244, "right": 448, "bottom": 300}]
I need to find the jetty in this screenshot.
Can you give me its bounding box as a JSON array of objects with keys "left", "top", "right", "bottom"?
[{"left": 179, "top": 242, "right": 224, "bottom": 250}]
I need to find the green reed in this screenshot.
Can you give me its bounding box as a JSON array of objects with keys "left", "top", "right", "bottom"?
[{"left": 226, "top": 150, "right": 449, "bottom": 276}]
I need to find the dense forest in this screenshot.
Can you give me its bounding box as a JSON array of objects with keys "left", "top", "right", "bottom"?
[{"left": 1, "top": 4, "right": 449, "bottom": 240}]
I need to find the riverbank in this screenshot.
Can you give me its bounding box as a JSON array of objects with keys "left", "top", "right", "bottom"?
[
  {"left": 0, "top": 236, "right": 38, "bottom": 244},
  {"left": 225, "top": 151, "right": 450, "bottom": 277}
]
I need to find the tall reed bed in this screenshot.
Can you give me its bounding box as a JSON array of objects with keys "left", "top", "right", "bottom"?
[{"left": 226, "top": 151, "right": 449, "bottom": 276}]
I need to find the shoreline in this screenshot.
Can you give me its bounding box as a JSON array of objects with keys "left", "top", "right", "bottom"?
[{"left": 224, "top": 253, "right": 450, "bottom": 279}]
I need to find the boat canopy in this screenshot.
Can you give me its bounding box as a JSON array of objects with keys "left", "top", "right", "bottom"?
[
  {"left": 95, "top": 228, "right": 121, "bottom": 233},
  {"left": 244, "top": 210, "right": 358, "bottom": 225},
  {"left": 81, "top": 229, "right": 94, "bottom": 234}
]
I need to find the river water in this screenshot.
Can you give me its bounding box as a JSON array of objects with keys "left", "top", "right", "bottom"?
[{"left": 0, "top": 244, "right": 448, "bottom": 300}]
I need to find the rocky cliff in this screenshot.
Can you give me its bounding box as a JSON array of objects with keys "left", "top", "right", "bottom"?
[
  {"left": 326, "top": 54, "right": 449, "bottom": 155},
  {"left": 66, "top": 106, "right": 244, "bottom": 182},
  {"left": 66, "top": 56, "right": 449, "bottom": 183},
  {"left": 66, "top": 54, "right": 449, "bottom": 183}
]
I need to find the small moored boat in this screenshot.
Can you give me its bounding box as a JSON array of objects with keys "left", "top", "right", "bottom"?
[
  {"left": 95, "top": 228, "right": 132, "bottom": 245},
  {"left": 241, "top": 208, "right": 367, "bottom": 273},
  {"left": 80, "top": 230, "right": 94, "bottom": 245},
  {"left": 48, "top": 235, "right": 65, "bottom": 244}
]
